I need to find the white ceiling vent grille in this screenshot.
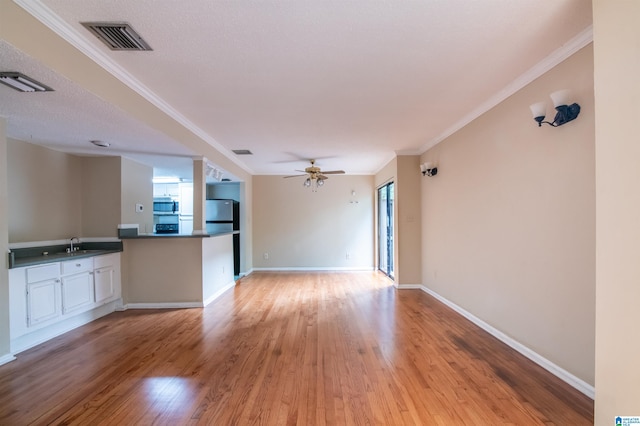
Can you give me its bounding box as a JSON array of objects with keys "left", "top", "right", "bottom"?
[{"left": 81, "top": 22, "right": 152, "bottom": 51}]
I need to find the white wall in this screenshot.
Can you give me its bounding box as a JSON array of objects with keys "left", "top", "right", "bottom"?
[
  {"left": 593, "top": 0, "right": 640, "bottom": 421},
  {"left": 252, "top": 175, "right": 374, "bottom": 269},
  {"left": 202, "top": 234, "right": 234, "bottom": 303},
  {"left": 421, "top": 45, "right": 595, "bottom": 386}
]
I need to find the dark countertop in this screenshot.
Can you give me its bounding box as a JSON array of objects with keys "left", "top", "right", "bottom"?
[
  {"left": 120, "top": 231, "right": 239, "bottom": 239},
  {"left": 9, "top": 241, "right": 123, "bottom": 269}
]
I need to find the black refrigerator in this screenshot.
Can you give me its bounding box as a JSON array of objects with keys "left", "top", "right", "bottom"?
[{"left": 205, "top": 199, "right": 240, "bottom": 275}]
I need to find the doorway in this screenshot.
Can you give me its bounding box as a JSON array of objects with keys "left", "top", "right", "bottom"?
[{"left": 378, "top": 182, "right": 394, "bottom": 278}]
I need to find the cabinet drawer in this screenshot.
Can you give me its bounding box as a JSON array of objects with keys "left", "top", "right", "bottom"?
[
  {"left": 61, "top": 258, "right": 93, "bottom": 275},
  {"left": 26, "top": 263, "right": 60, "bottom": 284},
  {"left": 94, "top": 253, "right": 116, "bottom": 269}
]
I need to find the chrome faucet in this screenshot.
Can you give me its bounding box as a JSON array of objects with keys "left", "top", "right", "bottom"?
[{"left": 70, "top": 236, "right": 80, "bottom": 252}]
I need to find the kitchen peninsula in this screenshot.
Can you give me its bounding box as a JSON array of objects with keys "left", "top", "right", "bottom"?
[{"left": 120, "top": 231, "right": 236, "bottom": 309}]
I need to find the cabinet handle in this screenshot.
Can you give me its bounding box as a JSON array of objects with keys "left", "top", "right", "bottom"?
[
  {"left": 95, "top": 270, "right": 101, "bottom": 274},
  {"left": 55, "top": 279, "right": 61, "bottom": 283}
]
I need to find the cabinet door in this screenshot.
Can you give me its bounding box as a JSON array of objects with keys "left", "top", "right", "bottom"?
[
  {"left": 94, "top": 266, "right": 115, "bottom": 304},
  {"left": 61, "top": 272, "right": 94, "bottom": 315},
  {"left": 27, "top": 279, "right": 61, "bottom": 326}
]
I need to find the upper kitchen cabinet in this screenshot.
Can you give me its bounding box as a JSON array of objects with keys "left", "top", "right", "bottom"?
[{"left": 153, "top": 183, "right": 180, "bottom": 198}]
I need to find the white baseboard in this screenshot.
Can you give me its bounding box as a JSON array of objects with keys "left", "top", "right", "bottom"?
[
  {"left": 10, "top": 301, "right": 118, "bottom": 354},
  {"left": 252, "top": 266, "right": 375, "bottom": 272},
  {"left": 0, "top": 353, "right": 16, "bottom": 367},
  {"left": 398, "top": 284, "right": 595, "bottom": 399},
  {"left": 123, "top": 302, "right": 203, "bottom": 309},
  {"left": 203, "top": 281, "right": 236, "bottom": 307},
  {"left": 395, "top": 284, "right": 422, "bottom": 289}
]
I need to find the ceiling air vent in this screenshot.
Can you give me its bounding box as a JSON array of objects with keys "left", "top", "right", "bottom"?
[
  {"left": 81, "top": 22, "right": 152, "bottom": 51},
  {"left": 232, "top": 149, "right": 253, "bottom": 155}
]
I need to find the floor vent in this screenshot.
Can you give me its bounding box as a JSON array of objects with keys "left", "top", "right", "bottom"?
[{"left": 81, "top": 22, "right": 152, "bottom": 51}]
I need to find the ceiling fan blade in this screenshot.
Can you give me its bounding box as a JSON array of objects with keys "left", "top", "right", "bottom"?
[
  {"left": 321, "top": 170, "right": 345, "bottom": 174},
  {"left": 318, "top": 174, "right": 329, "bottom": 180},
  {"left": 283, "top": 174, "right": 306, "bottom": 178}
]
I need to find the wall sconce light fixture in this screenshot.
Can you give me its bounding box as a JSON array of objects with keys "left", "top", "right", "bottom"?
[
  {"left": 420, "top": 162, "right": 438, "bottom": 177},
  {"left": 530, "top": 89, "right": 581, "bottom": 127}
]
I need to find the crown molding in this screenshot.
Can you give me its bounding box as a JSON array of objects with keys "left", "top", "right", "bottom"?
[
  {"left": 13, "top": 0, "right": 254, "bottom": 175},
  {"left": 418, "top": 25, "right": 593, "bottom": 154}
]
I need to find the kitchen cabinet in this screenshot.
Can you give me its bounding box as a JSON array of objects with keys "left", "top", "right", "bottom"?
[
  {"left": 61, "top": 258, "right": 95, "bottom": 315},
  {"left": 8, "top": 252, "right": 122, "bottom": 353},
  {"left": 25, "top": 263, "right": 61, "bottom": 327},
  {"left": 27, "top": 278, "right": 61, "bottom": 327},
  {"left": 94, "top": 253, "right": 121, "bottom": 304},
  {"left": 94, "top": 267, "right": 114, "bottom": 303},
  {"left": 153, "top": 183, "right": 180, "bottom": 198}
]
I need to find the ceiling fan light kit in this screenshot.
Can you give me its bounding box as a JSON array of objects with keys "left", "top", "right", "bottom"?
[{"left": 284, "top": 160, "right": 345, "bottom": 192}]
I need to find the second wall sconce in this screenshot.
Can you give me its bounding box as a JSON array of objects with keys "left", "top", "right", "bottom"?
[
  {"left": 420, "top": 162, "right": 438, "bottom": 177},
  {"left": 529, "top": 89, "right": 580, "bottom": 127}
]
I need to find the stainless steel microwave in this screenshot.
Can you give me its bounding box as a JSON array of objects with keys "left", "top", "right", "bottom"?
[{"left": 153, "top": 198, "right": 178, "bottom": 213}]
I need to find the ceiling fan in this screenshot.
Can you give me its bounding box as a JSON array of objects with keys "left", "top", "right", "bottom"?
[{"left": 284, "top": 159, "right": 345, "bottom": 190}]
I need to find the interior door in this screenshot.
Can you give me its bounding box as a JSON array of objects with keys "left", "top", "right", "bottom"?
[{"left": 378, "top": 182, "right": 394, "bottom": 278}]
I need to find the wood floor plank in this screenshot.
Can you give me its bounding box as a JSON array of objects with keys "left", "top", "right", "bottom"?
[{"left": 0, "top": 271, "right": 593, "bottom": 425}]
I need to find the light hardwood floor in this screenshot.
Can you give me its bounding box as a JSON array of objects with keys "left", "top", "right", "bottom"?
[{"left": 0, "top": 271, "right": 593, "bottom": 425}]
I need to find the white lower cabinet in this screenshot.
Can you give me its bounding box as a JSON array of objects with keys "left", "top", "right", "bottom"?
[
  {"left": 61, "top": 271, "right": 94, "bottom": 314},
  {"left": 60, "top": 258, "right": 94, "bottom": 315},
  {"left": 27, "top": 278, "right": 61, "bottom": 326},
  {"left": 94, "top": 266, "right": 114, "bottom": 303},
  {"left": 94, "top": 253, "right": 120, "bottom": 304},
  {"left": 9, "top": 252, "right": 122, "bottom": 352}
]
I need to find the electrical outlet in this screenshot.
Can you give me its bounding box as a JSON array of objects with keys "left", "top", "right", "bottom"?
[
  {"left": 135, "top": 203, "right": 144, "bottom": 213},
  {"left": 263, "top": 252, "right": 269, "bottom": 260}
]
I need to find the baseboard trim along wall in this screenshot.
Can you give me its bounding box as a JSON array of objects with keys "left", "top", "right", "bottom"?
[
  {"left": 203, "top": 280, "right": 236, "bottom": 307},
  {"left": 123, "top": 302, "right": 204, "bottom": 309},
  {"left": 10, "top": 301, "right": 118, "bottom": 355},
  {"left": 252, "top": 267, "right": 376, "bottom": 272},
  {"left": 0, "top": 353, "right": 16, "bottom": 367},
  {"left": 397, "top": 284, "right": 595, "bottom": 399}
]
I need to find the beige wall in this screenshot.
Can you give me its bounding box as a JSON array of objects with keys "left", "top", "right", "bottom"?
[
  {"left": 0, "top": 118, "right": 10, "bottom": 359},
  {"left": 6, "top": 143, "right": 151, "bottom": 240},
  {"left": 593, "top": 0, "right": 640, "bottom": 421},
  {"left": 121, "top": 157, "right": 153, "bottom": 234},
  {"left": 239, "top": 180, "right": 252, "bottom": 273},
  {"left": 421, "top": 45, "right": 595, "bottom": 385},
  {"left": 252, "top": 175, "right": 374, "bottom": 269},
  {"left": 122, "top": 238, "right": 204, "bottom": 303},
  {"left": 81, "top": 156, "right": 121, "bottom": 238},
  {"left": 7, "top": 139, "right": 83, "bottom": 242},
  {"left": 122, "top": 236, "right": 234, "bottom": 304},
  {"left": 396, "top": 156, "right": 422, "bottom": 285}
]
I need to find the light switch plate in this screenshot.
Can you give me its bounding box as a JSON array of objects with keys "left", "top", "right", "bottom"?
[{"left": 135, "top": 203, "right": 144, "bottom": 212}]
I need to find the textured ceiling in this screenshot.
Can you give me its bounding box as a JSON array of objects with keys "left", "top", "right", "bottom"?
[{"left": 0, "top": 0, "right": 593, "bottom": 179}]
